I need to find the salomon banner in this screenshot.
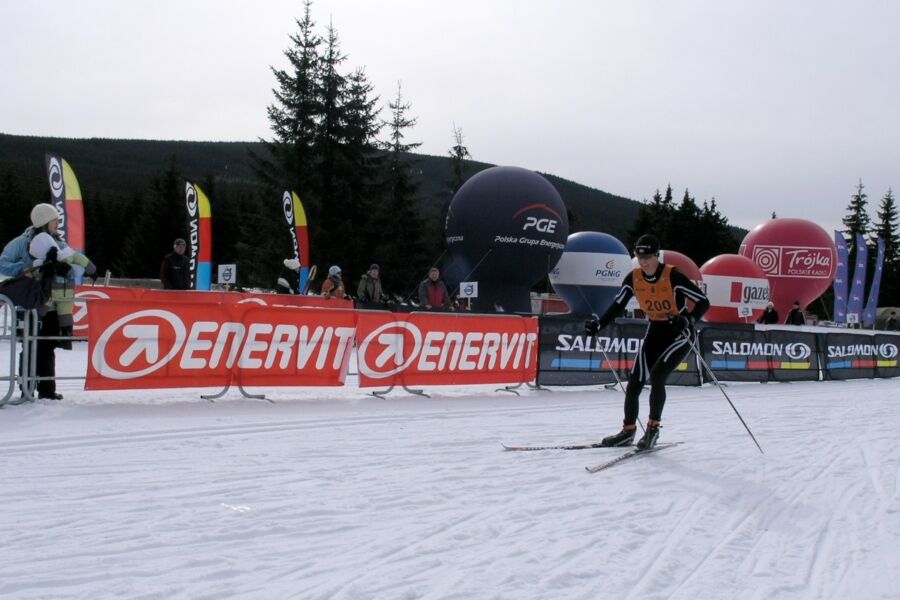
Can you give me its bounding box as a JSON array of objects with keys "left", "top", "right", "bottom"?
[
  {"left": 699, "top": 324, "right": 819, "bottom": 382},
  {"left": 355, "top": 311, "right": 539, "bottom": 388},
  {"left": 536, "top": 316, "right": 699, "bottom": 387},
  {"left": 45, "top": 153, "right": 86, "bottom": 254},
  {"left": 185, "top": 182, "right": 213, "bottom": 291},
  {"left": 822, "top": 332, "right": 896, "bottom": 380},
  {"left": 86, "top": 299, "right": 356, "bottom": 390},
  {"left": 282, "top": 191, "right": 312, "bottom": 295}
]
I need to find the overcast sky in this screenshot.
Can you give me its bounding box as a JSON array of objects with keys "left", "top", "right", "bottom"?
[{"left": 3, "top": 1, "right": 899, "bottom": 235}]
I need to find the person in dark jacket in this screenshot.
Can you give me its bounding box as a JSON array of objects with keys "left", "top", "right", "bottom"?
[
  {"left": 757, "top": 302, "right": 779, "bottom": 324},
  {"left": 357, "top": 263, "right": 388, "bottom": 305},
  {"left": 786, "top": 301, "right": 805, "bottom": 326},
  {"left": 417, "top": 267, "right": 450, "bottom": 310},
  {"left": 584, "top": 234, "right": 710, "bottom": 450},
  {"left": 160, "top": 239, "right": 191, "bottom": 290}
]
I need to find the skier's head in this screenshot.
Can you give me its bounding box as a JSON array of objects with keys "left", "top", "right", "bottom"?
[
  {"left": 633, "top": 234, "right": 660, "bottom": 258},
  {"left": 31, "top": 203, "right": 61, "bottom": 230}
]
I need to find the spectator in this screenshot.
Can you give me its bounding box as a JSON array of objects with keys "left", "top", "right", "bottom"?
[
  {"left": 277, "top": 258, "right": 301, "bottom": 294},
  {"left": 160, "top": 238, "right": 191, "bottom": 290},
  {"left": 757, "top": 302, "right": 779, "bottom": 324},
  {"left": 321, "top": 265, "right": 346, "bottom": 300},
  {"left": 357, "top": 263, "right": 388, "bottom": 305},
  {"left": 1, "top": 204, "right": 95, "bottom": 399},
  {"left": 886, "top": 311, "right": 897, "bottom": 331},
  {"left": 417, "top": 267, "right": 450, "bottom": 310},
  {"left": 786, "top": 301, "right": 806, "bottom": 326}
]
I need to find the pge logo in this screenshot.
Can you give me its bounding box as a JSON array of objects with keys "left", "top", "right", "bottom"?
[
  {"left": 72, "top": 290, "right": 111, "bottom": 332},
  {"left": 282, "top": 191, "right": 294, "bottom": 225},
  {"left": 92, "top": 310, "right": 187, "bottom": 380},
  {"left": 47, "top": 157, "right": 64, "bottom": 199},
  {"left": 513, "top": 203, "right": 563, "bottom": 233},
  {"left": 752, "top": 246, "right": 781, "bottom": 275},
  {"left": 785, "top": 343, "right": 812, "bottom": 360},
  {"left": 879, "top": 343, "right": 899, "bottom": 359},
  {"left": 357, "top": 321, "right": 423, "bottom": 378}
]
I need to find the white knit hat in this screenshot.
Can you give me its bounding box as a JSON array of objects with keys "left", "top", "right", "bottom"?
[
  {"left": 328, "top": 265, "right": 341, "bottom": 276},
  {"left": 31, "top": 203, "right": 61, "bottom": 228},
  {"left": 283, "top": 258, "right": 301, "bottom": 271}
]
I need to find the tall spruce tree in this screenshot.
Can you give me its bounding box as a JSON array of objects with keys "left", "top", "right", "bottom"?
[
  {"left": 843, "top": 179, "right": 871, "bottom": 241},
  {"left": 263, "top": 0, "right": 322, "bottom": 198},
  {"left": 447, "top": 124, "right": 470, "bottom": 196},
  {"left": 380, "top": 82, "right": 427, "bottom": 298},
  {"left": 870, "top": 188, "right": 900, "bottom": 306}
]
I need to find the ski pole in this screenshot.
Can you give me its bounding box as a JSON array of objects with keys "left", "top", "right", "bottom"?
[{"left": 682, "top": 330, "right": 764, "bottom": 454}]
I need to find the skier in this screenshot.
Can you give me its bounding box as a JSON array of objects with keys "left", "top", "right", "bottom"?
[{"left": 584, "top": 234, "right": 709, "bottom": 449}]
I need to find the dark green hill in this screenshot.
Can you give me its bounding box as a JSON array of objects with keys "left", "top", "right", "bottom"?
[{"left": 0, "top": 132, "right": 642, "bottom": 238}]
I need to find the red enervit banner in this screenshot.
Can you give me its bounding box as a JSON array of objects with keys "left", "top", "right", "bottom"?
[
  {"left": 355, "top": 311, "right": 539, "bottom": 387},
  {"left": 74, "top": 286, "right": 352, "bottom": 334},
  {"left": 86, "top": 299, "right": 356, "bottom": 390}
]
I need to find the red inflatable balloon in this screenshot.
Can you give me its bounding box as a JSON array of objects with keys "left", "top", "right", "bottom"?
[
  {"left": 739, "top": 218, "right": 837, "bottom": 319},
  {"left": 699, "top": 254, "right": 771, "bottom": 323}
]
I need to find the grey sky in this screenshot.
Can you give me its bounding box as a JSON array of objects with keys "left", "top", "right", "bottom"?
[{"left": 3, "top": 1, "right": 898, "bottom": 236}]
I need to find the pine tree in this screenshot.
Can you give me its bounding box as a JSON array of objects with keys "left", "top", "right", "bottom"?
[
  {"left": 843, "top": 179, "right": 871, "bottom": 240},
  {"left": 0, "top": 168, "right": 30, "bottom": 246},
  {"left": 263, "top": 0, "right": 322, "bottom": 197},
  {"left": 447, "top": 123, "right": 470, "bottom": 196},
  {"left": 379, "top": 82, "right": 427, "bottom": 298},
  {"left": 870, "top": 188, "right": 899, "bottom": 264}
]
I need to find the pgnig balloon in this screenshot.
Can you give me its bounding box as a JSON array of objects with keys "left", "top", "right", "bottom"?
[{"left": 550, "top": 232, "right": 631, "bottom": 315}]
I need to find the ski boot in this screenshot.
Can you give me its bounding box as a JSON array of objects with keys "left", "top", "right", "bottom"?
[
  {"left": 636, "top": 421, "right": 661, "bottom": 450},
  {"left": 599, "top": 424, "right": 636, "bottom": 447}
]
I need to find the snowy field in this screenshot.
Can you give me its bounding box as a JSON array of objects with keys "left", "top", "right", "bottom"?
[{"left": 1, "top": 341, "right": 899, "bottom": 600}]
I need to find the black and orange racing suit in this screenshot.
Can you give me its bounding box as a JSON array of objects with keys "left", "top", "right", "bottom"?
[{"left": 596, "top": 263, "right": 709, "bottom": 424}]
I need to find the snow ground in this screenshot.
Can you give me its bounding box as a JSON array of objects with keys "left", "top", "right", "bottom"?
[{"left": 1, "top": 341, "right": 899, "bottom": 600}]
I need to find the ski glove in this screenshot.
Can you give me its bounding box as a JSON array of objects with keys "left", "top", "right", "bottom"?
[
  {"left": 584, "top": 313, "right": 601, "bottom": 336},
  {"left": 671, "top": 314, "right": 693, "bottom": 335}
]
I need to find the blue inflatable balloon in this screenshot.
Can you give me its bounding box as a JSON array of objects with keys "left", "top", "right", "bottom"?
[{"left": 549, "top": 232, "right": 631, "bottom": 316}]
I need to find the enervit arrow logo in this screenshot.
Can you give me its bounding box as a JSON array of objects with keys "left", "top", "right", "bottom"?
[
  {"left": 357, "top": 321, "right": 423, "bottom": 378},
  {"left": 92, "top": 310, "right": 187, "bottom": 380},
  {"left": 72, "top": 290, "right": 111, "bottom": 332},
  {"left": 357, "top": 320, "right": 537, "bottom": 379}
]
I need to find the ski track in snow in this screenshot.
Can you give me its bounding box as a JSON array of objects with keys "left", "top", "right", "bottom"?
[{"left": 1, "top": 343, "right": 899, "bottom": 599}]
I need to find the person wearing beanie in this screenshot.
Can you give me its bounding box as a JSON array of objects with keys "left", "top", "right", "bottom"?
[
  {"left": 0, "top": 202, "right": 96, "bottom": 400},
  {"left": 0, "top": 203, "right": 61, "bottom": 278},
  {"left": 584, "top": 233, "right": 709, "bottom": 450},
  {"left": 320, "top": 265, "right": 346, "bottom": 300},
  {"left": 159, "top": 238, "right": 191, "bottom": 290},
  {"left": 276, "top": 257, "right": 301, "bottom": 294},
  {"left": 356, "top": 263, "right": 388, "bottom": 306}
]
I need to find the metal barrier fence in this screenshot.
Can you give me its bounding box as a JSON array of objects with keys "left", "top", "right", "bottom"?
[{"left": 0, "top": 294, "right": 90, "bottom": 407}]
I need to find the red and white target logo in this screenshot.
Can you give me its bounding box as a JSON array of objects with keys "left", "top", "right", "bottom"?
[
  {"left": 73, "top": 290, "right": 111, "bottom": 332},
  {"left": 91, "top": 309, "right": 187, "bottom": 380},
  {"left": 752, "top": 246, "right": 781, "bottom": 275}
]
